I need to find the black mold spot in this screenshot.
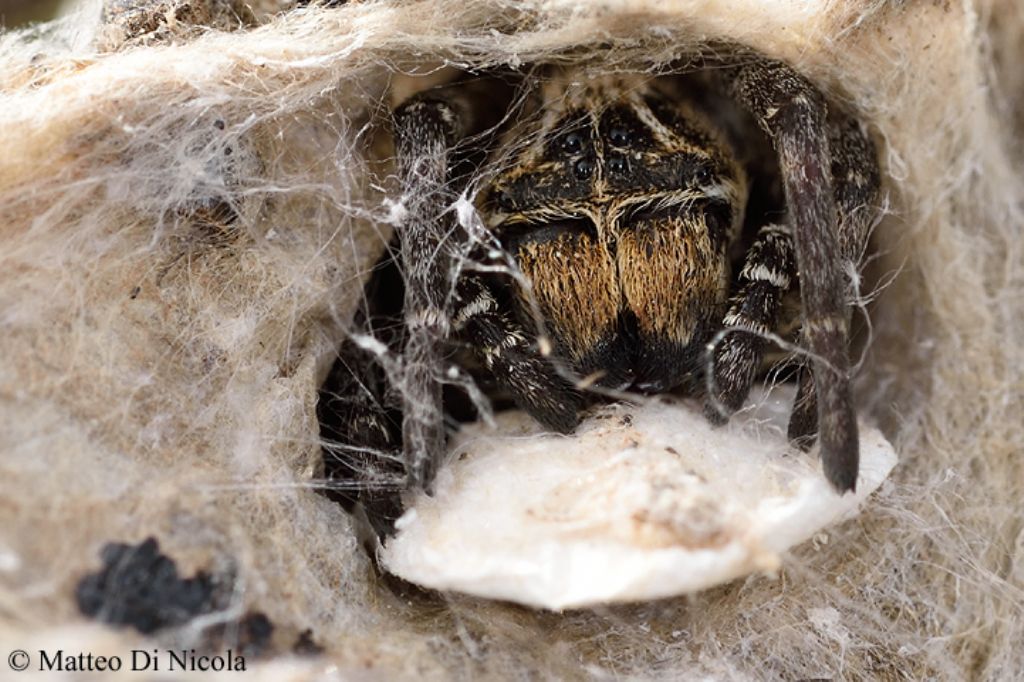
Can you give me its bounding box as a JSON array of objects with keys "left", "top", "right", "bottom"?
[
  {"left": 76, "top": 537, "right": 221, "bottom": 635},
  {"left": 205, "top": 611, "right": 275, "bottom": 658},
  {"left": 293, "top": 629, "right": 324, "bottom": 656},
  {"left": 238, "top": 612, "right": 274, "bottom": 657},
  {"left": 76, "top": 538, "right": 286, "bottom": 659}
]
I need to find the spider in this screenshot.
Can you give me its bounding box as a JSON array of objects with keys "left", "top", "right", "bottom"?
[{"left": 318, "top": 48, "right": 881, "bottom": 539}]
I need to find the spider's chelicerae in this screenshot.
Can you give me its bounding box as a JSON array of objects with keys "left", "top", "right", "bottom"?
[{"left": 318, "top": 50, "right": 880, "bottom": 538}]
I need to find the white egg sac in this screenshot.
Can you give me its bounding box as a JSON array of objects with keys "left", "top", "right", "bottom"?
[{"left": 382, "top": 387, "right": 897, "bottom": 610}]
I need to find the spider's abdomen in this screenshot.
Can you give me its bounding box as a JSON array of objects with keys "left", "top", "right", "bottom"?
[{"left": 487, "top": 73, "right": 747, "bottom": 391}]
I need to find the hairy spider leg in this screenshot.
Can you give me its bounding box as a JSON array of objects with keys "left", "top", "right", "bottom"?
[
  {"left": 391, "top": 77, "right": 515, "bottom": 492},
  {"left": 705, "top": 222, "right": 797, "bottom": 422},
  {"left": 787, "top": 115, "right": 881, "bottom": 449},
  {"left": 716, "top": 54, "right": 880, "bottom": 493},
  {"left": 317, "top": 301, "right": 406, "bottom": 540},
  {"left": 452, "top": 276, "right": 583, "bottom": 433}
]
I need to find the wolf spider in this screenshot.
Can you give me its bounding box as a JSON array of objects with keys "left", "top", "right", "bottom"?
[{"left": 318, "top": 48, "right": 881, "bottom": 538}]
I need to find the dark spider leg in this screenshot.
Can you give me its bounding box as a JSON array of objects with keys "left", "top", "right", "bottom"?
[
  {"left": 392, "top": 105, "right": 451, "bottom": 496},
  {"left": 787, "top": 363, "right": 818, "bottom": 448},
  {"left": 704, "top": 223, "right": 796, "bottom": 423},
  {"left": 786, "top": 114, "right": 882, "bottom": 447},
  {"left": 392, "top": 77, "right": 518, "bottom": 493},
  {"left": 318, "top": 318, "right": 405, "bottom": 539},
  {"left": 719, "top": 56, "right": 860, "bottom": 492},
  {"left": 453, "top": 277, "right": 582, "bottom": 433}
]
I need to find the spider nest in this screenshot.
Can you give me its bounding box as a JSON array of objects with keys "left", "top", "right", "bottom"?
[{"left": 0, "top": 0, "right": 1021, "bottom": 680}]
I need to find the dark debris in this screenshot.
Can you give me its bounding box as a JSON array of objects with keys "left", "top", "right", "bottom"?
[{"left": 76, "top": 537, "right": 221, "bottom": 635}]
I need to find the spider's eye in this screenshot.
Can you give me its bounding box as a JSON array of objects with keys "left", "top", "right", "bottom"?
[
  {"left": 609, "top": 127, "right": 630, "bottom": 146},
  {"left": 608, "top": 156, "right": 628, "bottom": 174},
  {"left": 574, "top": 157, "right": 595, "bottom": 180},
  {"left": 561, "top": 132, "right": 584, "bottom": 153}
]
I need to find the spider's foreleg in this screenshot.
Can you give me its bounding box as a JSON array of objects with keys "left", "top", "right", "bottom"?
[
  {"left": 705, "top": 223, "right": 796, "bottom": 423},
  {"left": 393, "top": 104, "right": 451, "bottom": 494},
  {"left": 454, "top": 277, "right": 582, "bottom": 433},
  {"left": 393, "top": 77, "right": 518, "bottom": 493},
  {"left": 722, "top": 57, "right": 860, "bottom": 492},
  {"left": 786, "top": 115, "right": 881, "bottom": 448}
]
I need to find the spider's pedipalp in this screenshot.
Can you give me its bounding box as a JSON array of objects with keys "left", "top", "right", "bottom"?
[
  {"left": 454, "top": 277, "right": 583, "bottom": 433},
  {"left": 705, "top": 222, "right": 796, "bottom": 423}
]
